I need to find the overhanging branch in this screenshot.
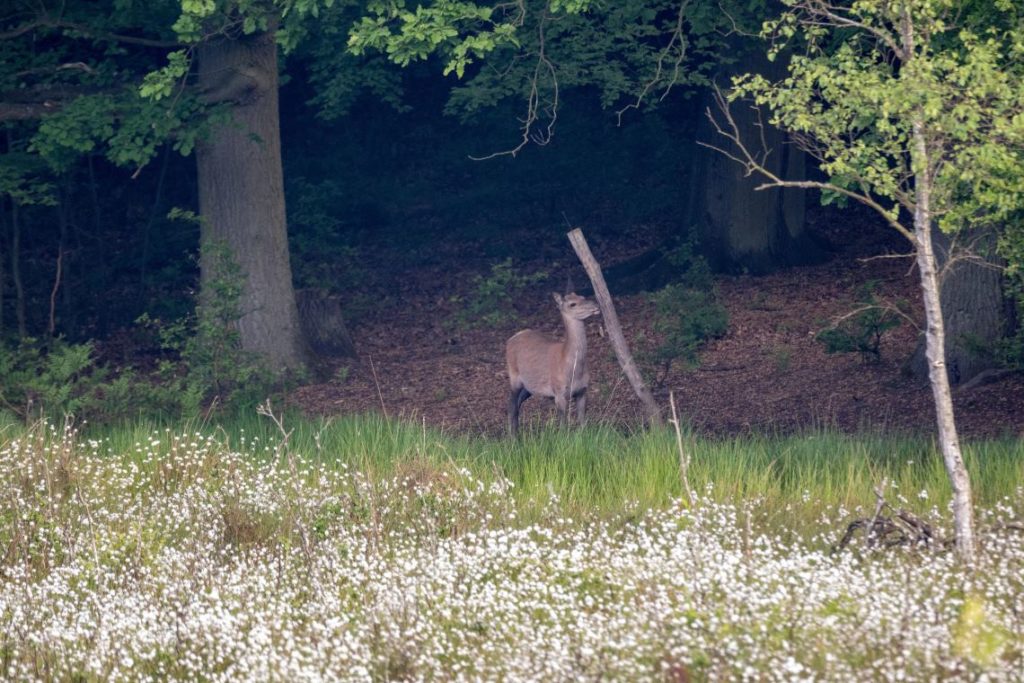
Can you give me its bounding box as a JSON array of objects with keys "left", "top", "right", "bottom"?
[
  {"left": 0, "top": 16, "right": 181, "bottom": 48},
  {"left": 470, "top": 8, "right": 558, "bottom": 161},
  {"left": 0, "top": 84, "right": 125, "bottom": 122},
  {"left": 701, "top": 85, "right": 917, "bottom": 245}
]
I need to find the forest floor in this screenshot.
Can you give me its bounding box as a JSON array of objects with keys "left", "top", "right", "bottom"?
[{"left": 291, "top": 205, "right": 1024, "bottom": 439}]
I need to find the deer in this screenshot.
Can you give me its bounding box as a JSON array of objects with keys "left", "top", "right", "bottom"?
[{"left": 505, "top": 291, "right": 601, "bottom": 436}]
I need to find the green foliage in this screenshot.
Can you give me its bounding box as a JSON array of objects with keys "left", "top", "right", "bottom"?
[
  {"left": 30, "top": 86, "right": 207, "bottom": 173},
  {"left": 641, "top": 242, "right": 728, "bottom": 385},
  {"left": 450, "top": 258, "right": 547, "bottom": 329},
  {"left": 334, "top": 365, "right": 351, "bottom": 383},
  {"left": 350, "top": 1, "right": 510, "bottom": 78},
  {"left": 732, "top": 0, "right": 1024, "bottom": 240},
  {"left": 0, "top": 338, "right": 144, "bottom": 423},
  {"left": 0, "top": 338, "right": 98, "bottom": 419},
  {"left": 139, "top": 50, "right": 192, "bottom": 100},
  {"left": 286, "top": 177, "right": 368, "bottom": 294},
  {"left": 44, "top": 411, "right": 1024, "bottom": 530},
  {"left": 0, "top": 1, "right": 209, "bottom": 176},
  {"left": 2, "top": 416, "right": 1022, "bottom": 679},
  {"left": 136, "top": 239, "right": 277, "bottom": 416},
  {"left": 0, "top": 153, "right": 57, "bottom": 207},
  {"left": 953, "top": 594, "right": 1012, "bottom": 668},
  {"left": 997, "top": 214, "right": 1024, "bottom": 368},
  {"left": 351, "top": 0, "right": 760, "bottom": 128},
  {"left": 161, "top": 0, "right": 351, "bottom": 53},
  {"left": 301, "top": 2, "right": 409, "bottom": 120},
  {"left": 815, "top": 282, "right": 906, "bottom": 362}
]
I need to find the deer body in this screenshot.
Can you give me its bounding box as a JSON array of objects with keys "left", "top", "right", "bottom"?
[{"left": 506, "top": 292, "right": 600, "bottom": 436}]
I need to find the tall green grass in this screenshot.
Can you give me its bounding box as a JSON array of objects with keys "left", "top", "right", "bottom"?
[{"left": 15, "top": 411, "right": 1017, "bottom": 535}]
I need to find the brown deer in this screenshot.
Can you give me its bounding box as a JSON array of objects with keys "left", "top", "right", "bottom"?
[{"left": 505, "top": 292, "right": 601, "bottom": 436}]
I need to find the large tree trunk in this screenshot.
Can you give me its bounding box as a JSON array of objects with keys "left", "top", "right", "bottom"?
[
  {"left": 909, "top": 227, "right": 1009, "bottom": 385},
  {"left": 688, "top": 61, "right": 822, "bottom": 274},
  {"left": 195, "top": 31, "right": 311, "bottom": 374}
]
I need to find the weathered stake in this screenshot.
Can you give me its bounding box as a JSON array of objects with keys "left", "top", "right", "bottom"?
[{"left": 567, "top": 228, "right": 663, "bottom": 427}]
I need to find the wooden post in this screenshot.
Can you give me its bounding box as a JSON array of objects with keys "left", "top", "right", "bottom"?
[{"left": 567, "top": 228, "right": 663, "bottom": 427}]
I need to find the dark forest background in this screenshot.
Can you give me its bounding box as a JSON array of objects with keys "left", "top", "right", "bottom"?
[
  {"left": 3, "top": 70, "right": 701, "bottom": 337},
  {"left": 0, "top": 0, "right": 1020, "bottom": 427}
]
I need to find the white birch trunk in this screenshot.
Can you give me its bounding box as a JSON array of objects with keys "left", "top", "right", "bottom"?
[{"left": 911, "top": 120, "right": 976, "bottom": 563}]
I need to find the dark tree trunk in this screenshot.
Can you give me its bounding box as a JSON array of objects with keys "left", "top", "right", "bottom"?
[
  {"left": 296, "top": 288, "right": 357, "bottom": 359},
  {"left": 56, "top": 185, "right": 74, "bottom": 335},
  {"left": 195, "top": 31, "right": 311, "bottom": 374},
  {"left": 688, "top": 48, "right": 823, "bottom": 275},
  {"left": 139, "top": 145, "right": 171, "bottom": 302},
  {"left": 909, "top": 228, "right": 1010, "bottom": 386},
  {"left": 0, "top": 197, "right": 5, "bottom": 335},
  {"left": 10, "top": 198, "right": 26, "bottom": 337},
  {"left": 688, "top": 87, "right": 821, "bottom": 274}
]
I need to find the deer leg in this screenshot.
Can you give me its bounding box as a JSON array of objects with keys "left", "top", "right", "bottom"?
[
  {"left": 508, "top": 386, "right": 530, "bottom": 437},
  {"left": 574, "top": 388, "right": 587, "bottom": 426},
  {"left": 554, "top": 390, "right": 569, "bottom": 427}
]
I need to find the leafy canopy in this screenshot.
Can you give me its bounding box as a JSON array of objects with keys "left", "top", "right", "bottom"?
[
  {"left": 730, "top": 0, "right": 1024, "bottom": 239},
  {"left": 349, "top": 0, "right": 761, "bottom": 128}
]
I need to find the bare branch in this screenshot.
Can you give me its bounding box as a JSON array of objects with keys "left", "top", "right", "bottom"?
[
  {"left": 615, "top": 0, "right": 691, "bottom": 125},
  {"left": 792, "top": 0, "right": 905, "bottom": 60},
  {"left": 470, "top": 8, "right": 558, "bottom": 160},
  {"left": 59, "top": 22, "right": 182, "bottom": 49},
  {"left": 0, "top": 19, "right": 47, "bottom": 41},
  {"left": 0, "top": 83, "right": 126, "bottom": 121},
  {"left": 701, "top": 86, "right": 918, "bottom": 244},
  {"left": 824, "top": 299, "right": 919, "bottom": 332},
  {"left": 0, "top": 16, "right": 181, "bottom": 48},
  {"left": 857, "top": 252, "right": 916, "bottom": 263},
  {"left": 715, "top": 1, "right": 758, "bottom": 39},
  {"left": 934, "top": 231, "right": 1005, "bottom": 291},
  {"left": 0, "top": 101, "right": 62, "bottom": 120}
]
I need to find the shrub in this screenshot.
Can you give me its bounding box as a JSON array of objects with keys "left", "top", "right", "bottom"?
[
  {"left": 642, "top": 241, "right": 728, "bottom": 386},
  {"left": 0, "top": 337, "right": 145, "bottom": 422},
  {"left": 816, "top": 281, "right": 906, "bottom": 362},
  {"left": 135, "top": 240, "right": 278, "bottom": 417},
  {"left": 450, "top": 258, "right": 548, "bottom": 329}
]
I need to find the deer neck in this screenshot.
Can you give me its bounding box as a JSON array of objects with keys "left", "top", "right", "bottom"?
[{"left": 560, "top": 313, "right": 588, "bottom": 369}]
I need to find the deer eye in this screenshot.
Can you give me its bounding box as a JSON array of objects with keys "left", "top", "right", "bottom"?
[{"left": 569, "top": 302, "right": 577, "bottom": 307}]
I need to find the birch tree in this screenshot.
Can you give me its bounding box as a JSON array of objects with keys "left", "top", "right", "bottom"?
[{"left": 705, "top": 0, "right": 1024, "bottom": 562}]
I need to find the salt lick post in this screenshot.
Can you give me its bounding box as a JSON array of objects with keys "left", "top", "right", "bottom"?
[{"left": 567, "top": 228, "right": 663, "bottom": 427}]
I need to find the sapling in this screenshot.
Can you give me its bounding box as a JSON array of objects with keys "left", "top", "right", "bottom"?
[{"left": 704, "top": 0, "right": 1024, "bottom": 562}]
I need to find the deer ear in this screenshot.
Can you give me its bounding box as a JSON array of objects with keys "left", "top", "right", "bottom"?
[{"left": 552, "top": 292, "right": 563, "bottom": 306}]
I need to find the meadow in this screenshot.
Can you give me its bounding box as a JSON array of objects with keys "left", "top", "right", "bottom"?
[{"left": 1, "top": 411, "right": 1022, "bottom": 680}]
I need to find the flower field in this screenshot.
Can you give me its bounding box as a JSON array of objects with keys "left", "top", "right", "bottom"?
[{"left": 1, "top": 419, "right": 1022, "bottom": 681}]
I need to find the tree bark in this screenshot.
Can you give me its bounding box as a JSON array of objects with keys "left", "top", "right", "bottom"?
[
  {"left": 10, "top": 198, "right": 26, "bottom": 338},
  {"left": 912, "top": 121, "right": 975, "bottom": 564},
  {"left": 296, "top": 288, "right": 357, "bottom": 359},
  {"left": 908, "top": 227, "right": 1008, "bottom": 385},
  {"left": 0, "top": 196, "right": 5, "bottom": 335},
  {"left": 195, "top": 31, "right": 311, "bottom": 374},
  {"left": 687, "top": 61, "right": 822, "bottom": 274},
  {"left": 567, "top": 228, "right": 663, "bottom": 426}
]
